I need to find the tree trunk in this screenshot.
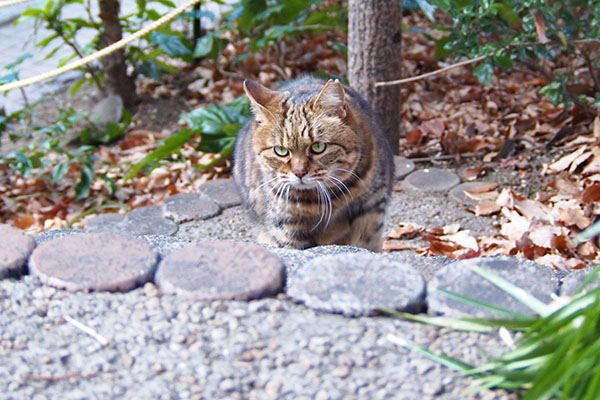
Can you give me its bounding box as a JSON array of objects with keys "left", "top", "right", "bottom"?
[
  {"left": 348, "top": 0, "right": 402, "bottom": 154},
  {"left": 98, "top": 0, "right": 139, "bottom": 110}
]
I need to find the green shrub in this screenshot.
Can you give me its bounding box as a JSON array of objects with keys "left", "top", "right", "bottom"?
[{"left": 426, "top": 0, "right": 600, "bottom": 107}]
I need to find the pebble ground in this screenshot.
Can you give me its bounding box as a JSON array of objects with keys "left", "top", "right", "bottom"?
[{"left": 0, "top": 161, "right": 585, "bottom": 399}]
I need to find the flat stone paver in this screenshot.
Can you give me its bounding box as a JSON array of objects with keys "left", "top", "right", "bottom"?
[
  {"left": 428, "top": 257, "right": 559, "bottom": 318},
  {"left": 123, "top": 205, "right": 178, "bottom": 235},
  {"left": 394, "top": 156, "right": 416, "bottom": 180},
  {"left": 286, "top": 253, "right": 426, "bottom": 316},
  {"left": 163, "top": 193, "right": 221, "bottom": 223},
  {"left": 155, "top": 241, "right": 285, "bottom": 300},
  {"left": 403, "top": 168, "right": 461, "bottom": 192},
  {"left": 385, "top": 252, "right": 454, "bottom": 280},
  {"left": 270, "top": 244, "right": 373, "bottom": 278},
  {"left": 198, "top": 178, "right": 242, "bottom": 208},
  {"left": 560, "top": 268, "right": 600, "bottom": 296},
  {"left": 29, "top": 233, "right": 158, "bottom": 292},
  {"left": 0, "top": 224, "right": 35, "bottom": 278},
  {"left": 83, "top": 213, "right": 126, "bottom": 233}
]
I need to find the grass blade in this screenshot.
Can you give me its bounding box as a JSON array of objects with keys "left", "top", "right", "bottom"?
[
  {"left": 386, "top": 334, "right": 478, "bottom": 374},
  {"left": 468, "top": 265, "right": 550, "bottom": 316},
  {"left": 437, "top": 289, "right": 533, "bottom": 320},
  {"left": 384, "top": 311, "right": 493, "bottom": 332}
]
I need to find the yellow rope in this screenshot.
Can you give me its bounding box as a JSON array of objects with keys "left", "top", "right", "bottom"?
[
  {"left": 0, "top": 0, "right": 203, "bottom": 93},
  {"left": 0, "top": 0, "right": 31, "bottom": 8}
]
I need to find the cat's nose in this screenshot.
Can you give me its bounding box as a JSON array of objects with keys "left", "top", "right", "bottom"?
[{"left": 293, "top": 169, "right": 308, "bottom": 178}]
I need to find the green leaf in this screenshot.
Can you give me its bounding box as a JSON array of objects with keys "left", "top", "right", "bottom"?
[
  {"left": 264, "top": 25, "right": 298, "bottom": 41},
  {"left": 52, "top": 162, "right": 69, "bottom": 183},
  {"left": 149, "top": 32, "right": 193, "bottom": 61},
  {"left": 69, "top": 77, "right": 88, "bottom": 95},
  {"left": 197, "top": 136, "right": 235, "bottom": 154},
  {"left": 5, "top": 53, "right": 33, "bottom": 70},
  {"left": 416, "top": 0, "right": 436, "bottom": 21},
  {"left": 435, "top": 36, "right": 452, "bottom": 59},
  {"left": 193, "top": 33, "right": 214, "bottom": 57},
  {"left": 100, "top": 175, "right": 117, "bottom": 195},
  {"left": 473, "top": 62, "right": 494, "bottom": 85},
  {"left": 74, "top": 167, "right": 93, "bottom": 201},
  {"left": 193, "top": 32, "right": 228, "bottom": 61},
  {"left": 238, "top": 0, "right": 267, "bottom": 35},
  {"left": 123, "top": 128, "right": 193, "bottom": 182},
  {"left": 0, "top": 72, "right": 18, "bottom": 84},
  {"left": 20, "top": 8, "right": 45, "bottom": 18}
]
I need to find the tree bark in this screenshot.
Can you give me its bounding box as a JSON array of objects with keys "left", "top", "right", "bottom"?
[
  {"left": 98, "top": 0, "right": 139, "bottom": 110},
  {"left": 348, "top": 0, "right": 402, "bottom": 154}
]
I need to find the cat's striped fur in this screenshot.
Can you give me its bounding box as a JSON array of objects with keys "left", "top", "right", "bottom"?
[{"left": 233, "top": 76, "right": 394, "bottom": 251}]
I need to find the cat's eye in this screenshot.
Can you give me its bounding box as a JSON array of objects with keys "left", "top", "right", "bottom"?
[
  {"left": 310, "top": 142, "right": 327, "bottom": 154},
  {"left": 273, "top": 146, "right": 289, "bottom": 157}
]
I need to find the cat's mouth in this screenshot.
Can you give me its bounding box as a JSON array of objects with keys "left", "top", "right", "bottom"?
[{"left": 287, "top": 174, "right": 319, "bottom": 190}]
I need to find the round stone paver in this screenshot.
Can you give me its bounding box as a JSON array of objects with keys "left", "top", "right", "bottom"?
[
  {"left": 270, "top": 244, "right": 373, "bottom": 278},
  {"left": 155, "top": 241, "right": 285, "bottom": 300},
  {"left": 428, "top": 257, "right": 559, "bottom": 318},
  {"left": 29, "top": 233, "right": 158, "bottom": 292},
  {"left": 394, "top": 156, "right": 416, "bottom": 180},
  {"left": 403, "top": 168, "right": 461, "bottom": 192},
  {"left": 83, "top": 213, "right": 126, "bottom": 233},
  {"left": 0, "top": 224, "right": 35, "bottom": 278},
  {"left": 163, "top": 193, "right": 221, "bottom": 223},
  {"left": 560, "top": 268, "right": 600, "bottom": 296},
  {"left": 123, "top": 206, "right": 178, "bottom": 236},
  {"left": 286, "top": 253, "right": 426, "bottom": 316},
  {"left": 198, "top": 179, "right": 242, "bottom": 208}
]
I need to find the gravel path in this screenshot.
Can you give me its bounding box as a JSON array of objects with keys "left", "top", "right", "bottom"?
[{"left": 0, "top": 161, "right": 583, "bottom": 399}]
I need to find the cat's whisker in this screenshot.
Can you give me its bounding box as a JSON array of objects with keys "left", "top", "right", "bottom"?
[
  {"left": 335, "top": 168, "right": 364, "bottom": 185},
  {"left": 253, "top": 175, "right": 280, "bottom": 193},
  {"left": 274, "top": 181, "right": 288, "bottom": 203},
  {"left": 313, "top": 181, "right": 332, "bottom": 230},
  {"left": 312, "top": 183, "right": 326, "bottom": 231},
  {"left": 327, "top": 175, "right": 353, "bottom": 204}
]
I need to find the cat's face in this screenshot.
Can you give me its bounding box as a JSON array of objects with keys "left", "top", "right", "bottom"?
[{"left": 244, "top": 79, "right": 361, "bottom": 191}]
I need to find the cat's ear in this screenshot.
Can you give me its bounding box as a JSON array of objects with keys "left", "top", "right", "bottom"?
[
  {"left": 312, "top": 79, "right": 346, "bottom": 118},
  {"left": 243, "top": 80, "right": 284, "bottom": 120}
]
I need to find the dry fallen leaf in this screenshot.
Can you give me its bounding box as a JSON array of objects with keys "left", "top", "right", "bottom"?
[
  {"left": 461, "top": 166, "right": 488, "bottom": 181},
  {"left": 582, "top": 183, "right": 600, "bottom": 204},
  {"left": 531, "top": 9, "right": 550, "bottom": 44},
  {"left": 500, "top": 207, "right": 530, "bottom": 241},
  {"left": 547, "top": 146, "right": 587, "bottom": 174},
  {"left": 386, "top": 222, "right": 424, "bottom": 239},
  {"left": 441, "top": 230, "right": 479, "bottom": 251},
  {"left": 475, "top": 200, "right": 502, "bottom": 216},
  {"left": 382, "top": 241, "right": 424, "bottom": 252}
]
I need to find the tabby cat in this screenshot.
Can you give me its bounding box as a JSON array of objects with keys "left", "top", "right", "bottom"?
[{"left": 233, "top": 76, "right": 394, "bottom": 251}]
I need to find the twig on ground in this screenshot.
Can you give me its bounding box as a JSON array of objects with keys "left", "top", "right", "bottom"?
[
  {"left": 408, "top": 152, "right": 485, "bottom": 163},
  {"left": 376, "top": 38, "right": 600, "bottom": 87},
  {"left": 64, "top": 315, "right": 110, "bottom": 346},
  {"left": 375, "top": 55, "right": 489, "bottom": 87}
]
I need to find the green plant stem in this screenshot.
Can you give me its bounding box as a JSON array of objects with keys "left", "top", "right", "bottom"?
[{"left": 50, "top": 22, "right": 103, "bottom": 91}]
